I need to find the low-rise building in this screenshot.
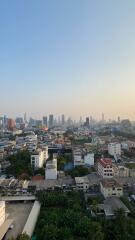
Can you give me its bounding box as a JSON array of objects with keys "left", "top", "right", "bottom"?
[
  {"left": 100, "top": 179, "right": 123, "bottom": 198},
  {"left": 0, "top": 201, "right": 5, "bottom": 227},
  {"left": 116, "top": 166, "right": 129, "bottom": 177},
  {"left": 103, "top": 197, "right": 130, "bottom": 219},
  {"left": 45, "top": 159, "right": 57, "bottom": 180},
  {"left": 75, "top": 176, "right": 89, "bottom": 191},
  {"left": 98, "top": 158, "right": 114, "bottom": 178}
]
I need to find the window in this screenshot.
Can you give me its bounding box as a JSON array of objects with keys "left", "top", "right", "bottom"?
[{"left": 117, "top": 188, "right": 122, "bottom": 191}]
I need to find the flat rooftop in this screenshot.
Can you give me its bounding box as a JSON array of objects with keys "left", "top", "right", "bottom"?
[
  {"left": 103, "top": 197, "right": 130, "bottom": 217},
  {"left": 101, "top": 179, "right": 122, "bottom": 188},
  {"left": 75, "top": 176, "right": 89, "bottom": 184},
  {"left": 4, "top": 202, "right": 33, "bottom": 240}
]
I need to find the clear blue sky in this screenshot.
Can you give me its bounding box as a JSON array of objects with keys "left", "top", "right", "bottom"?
[{"left": 1, "top": 0, "right": 135, "bottom": 120}]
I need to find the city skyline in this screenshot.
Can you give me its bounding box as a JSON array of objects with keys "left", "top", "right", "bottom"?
[
  {"left": 0, "top": 1, "right": 135, "bottom": 119},
  {"left": 0, "top": 112, "right": 133, "bottom": 123}
]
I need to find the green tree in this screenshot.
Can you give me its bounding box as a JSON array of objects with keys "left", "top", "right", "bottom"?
[{"left": 17, "top": 233, "right": 30, "bottom": 240}]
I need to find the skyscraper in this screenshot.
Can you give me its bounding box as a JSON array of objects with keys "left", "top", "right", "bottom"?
[
  {"left": 49, "top": 114, "right": 54, "bottom": 128},
  {"left": 102, "top": 113, "right": 105, "bottom": 123},
  {"left": 43, "top": 116, "right": 47, "bottom": 126},
  {"left": 24, "top": 112, "right": 27, "bottom": 124},
  {"left": 8, "top": 118, "right": 15, "bottom": 131},
  {"left": 61, "top": 114, "right": 65, "bottom": 125},
  {"left": 85, "top": 117, "right": 90, "bottom": 127}
]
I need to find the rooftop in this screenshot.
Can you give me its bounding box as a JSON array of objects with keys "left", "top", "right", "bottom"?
[
  {"left": 103, "top": 197, "right": 130, "bottom": 217},
  {"left": 101, "top": 179, "right": 122, "bottom": 188},
  {"left": 99, "top": 158, "right": 112, "bottom": 167},
  {"left": 75, "top": 176, "right": 89, "bottom": 184}
]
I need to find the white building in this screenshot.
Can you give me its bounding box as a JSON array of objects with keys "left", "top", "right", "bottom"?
[
  {"left": 100, "top": 179, "right": 123, "bottom": 198},
  {"left": 73, "top": 149, "right": 84, "bottom": 166},
  {"left": 31, "top": 148, "right": 48, "bottom": 169},
  {"left": 45, "top": 159, "right": 57, "bottom": 180},
  {"left": 75, "top": 176, "right": 89, "bottom": 191},
  {"left": 0, "top": 201, "right": 5, "bottom": 227},
  {"left": 108, "top": 143, "right": 121, "bottom": 157},
  {"left": 98, "top": 158, "right": 114, "bottom": 179},
  {"left": 84, "top": 153, "right": 94, "bottom": 166}
]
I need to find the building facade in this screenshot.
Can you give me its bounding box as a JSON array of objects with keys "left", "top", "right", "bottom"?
[
  {"left": 84, "top": 153, "right": 94, "bottom": 166},
  {"left": 108, "top": 143, "right": 121, "bottom": 156},
  {"left": 75, "top": 176, "right": 89, "bottom": 191},
  {"left": 45, "top": 159, "right": 57, "bottom": 179},
  {"left": 98, "top": 158, "right": 114, "bottom": 178},
  {"left": 31, "top": 148, "right": 48, "bottom": 169},
  {"left": 100, "top": 179, "right": 123, "bottom": 198}
]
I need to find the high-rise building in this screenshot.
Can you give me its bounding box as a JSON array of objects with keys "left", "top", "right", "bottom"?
[
  {"left": 118, "top": 116, "right": 121, "bottom": 123},
  {"left": 24, "top": 112, "right": 27, "bottom": 124},
  {"left": 85, "top": 117, "right": 90, "bottom": 127},
  {"left": 79, "top": 116, "right": 82, "bottom": 125},
  {"left": 43, "top": 116, "right": 47, "bottom": 126},
  {"left": 8, "top": 118, "right": 15, "bottom": 131},
  {"left": 102, "top": 113, "right": 105, "bottom": 123},
  {"left": 49, "top": 114, "right": 54, "bottom": 128},
  {"left": 61, "top": 114, "right": 65, "bottom": 125},
  {"left": 16, "top": 117, "right": 23, "bottom": 124},
  {"left": 3, "top": 115, "right": 7, "bottom": 128}
]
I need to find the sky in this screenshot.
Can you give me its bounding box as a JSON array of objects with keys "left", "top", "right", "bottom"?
[{"left": 0, "top": 0, "right": 135, "bottom": 121}]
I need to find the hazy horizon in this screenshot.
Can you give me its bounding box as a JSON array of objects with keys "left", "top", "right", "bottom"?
[{"left": 1, "top": 0, "right": 135, "bottom": 120}]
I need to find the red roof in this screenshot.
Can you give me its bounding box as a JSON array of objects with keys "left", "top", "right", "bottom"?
[
  {"left": 99, "top": 158, "right": 112, "bottom": 168},
  {"left": 32, "top": 175, "right": 44, "bottom": 181}
]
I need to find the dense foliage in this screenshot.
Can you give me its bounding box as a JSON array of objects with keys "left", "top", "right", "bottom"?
[
  {"left": 66, "top": 166, "right": 90, "bottom": 177},
  {"left": 17, "top": 233, "right": 31, "bottom": 240},
  {"left": 35, "top": 191, "right": 104, "bottom": 240},
  {"left": 57, "top": 153, "right": 73, "bottom": 170},
  {"left": 35, "top": 191, "right": 135, "bottom": 240},
  {"left": 6, "top": 150, "right": 32, "bottom": 178}
]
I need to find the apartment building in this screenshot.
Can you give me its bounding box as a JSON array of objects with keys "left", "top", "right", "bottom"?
[
  {"left": 100, "top": 179, "right": 123, "bottom": 198},
  {"left": 108, "top": 143, "right": 121, "bottom": 156},
  {"left": 75, "top": 176, "right": 89, "bottom": 191},
  {"left": 98, "top": 158, "right": 114, "bottom": 178},
  {"left": 31, "top": 148, "right": 48, "bottom": 169}
]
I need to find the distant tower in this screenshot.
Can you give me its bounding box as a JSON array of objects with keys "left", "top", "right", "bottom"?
[
  {"left": 24, "top": 113, "right": 27, "bottom": 124},
  {"left": 8, "top": 118, "right": 15, "bottom": 131},
  {"left": 3, "top": 115, "right": 7, "bottom": 128},
  {"left": 49, "top": 114, "right": 54, "bottom": 128},
  {"left": 43, "top": 116, "right": 47, "bottom": 127},
  {"left": 79, "top": 116, "right": 82, "bottom": 125},
  {"left": 102, "top": 113, "right": 105, "bottom": 123},
  {"left": 85, "top": 117, "right": 90, "bottom": 127},
  {"left": 61, "top": 114, "right": 65, "bottom": 125},
  {"left": 118, "top": 116, "right": 121, "bottom": 123}
]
